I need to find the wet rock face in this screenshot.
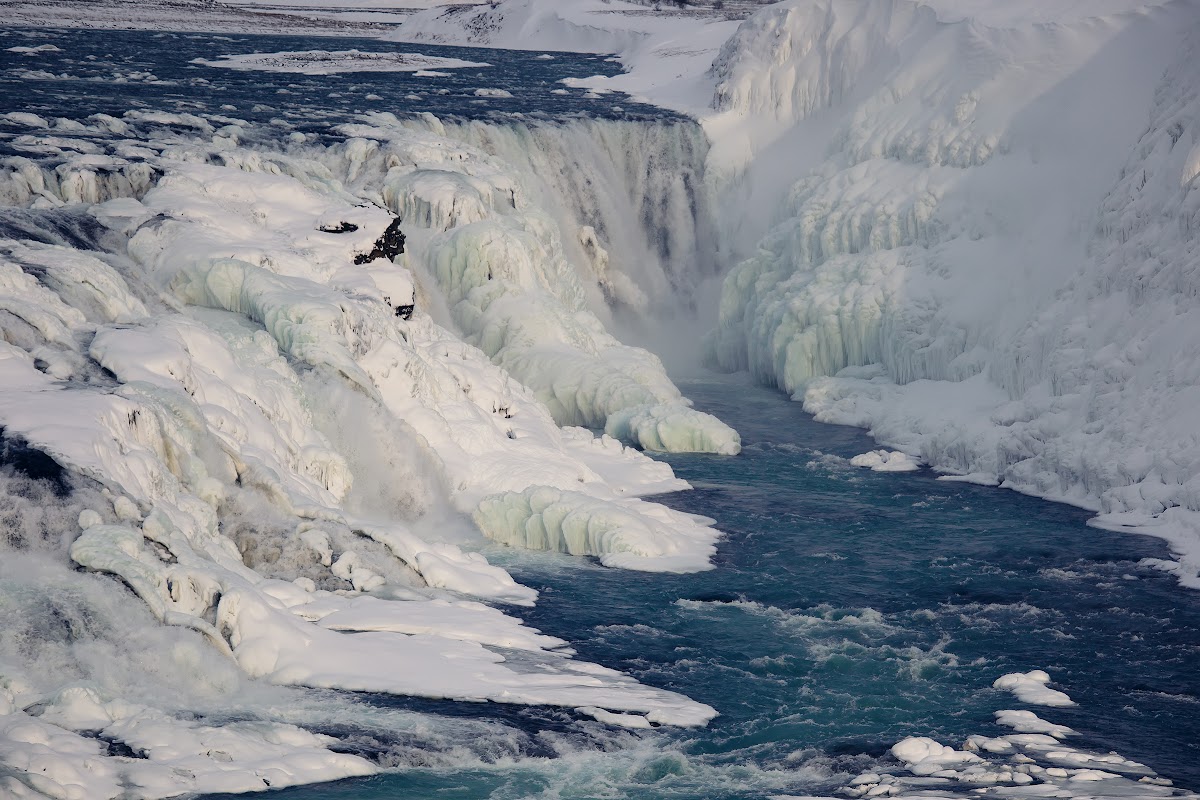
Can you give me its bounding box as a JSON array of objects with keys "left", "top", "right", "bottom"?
[{"left": 354, "top": 217, "right": 406, "bottom": 265}]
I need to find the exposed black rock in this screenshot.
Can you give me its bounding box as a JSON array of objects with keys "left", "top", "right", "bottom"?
[
  {"left": 354, "top": 217, "right": 405, "bottom": 265},
  {"left": 0, "top": 429, "right": 70, "bottom": 496},
  {"left": 395, "top": 304, "right": 414, "bottom": 320},
  {"left": 319, "top": 221, "right": 359, "bottom": 233}
]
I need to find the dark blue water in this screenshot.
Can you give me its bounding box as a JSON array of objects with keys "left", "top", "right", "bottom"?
[
  {"left": 0, "top": 25, "right": 674, "bottom": 151},
  {"left": 206, "top": 375, "right": 1200, "bottom": 799}
]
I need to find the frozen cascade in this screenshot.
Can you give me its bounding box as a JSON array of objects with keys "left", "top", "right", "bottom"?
[
  {"left": 400, "top": 116, "right": 722, "bottom": 313},
  {"left": 321, "top": 112, "right": 740, "bottom": 455},
  {"left": 0, "top": 103, "right": 730, "bottom": 797},
  {"left": 704, "top": 0, "right": 1200, "bottom": 583}
]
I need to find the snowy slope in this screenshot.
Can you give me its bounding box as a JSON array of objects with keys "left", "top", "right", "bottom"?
[{"left": 703, "top": 0, "right": 1200, "bottom": 585}]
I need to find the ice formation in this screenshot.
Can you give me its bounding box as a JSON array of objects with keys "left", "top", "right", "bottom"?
[
  {"left": 0, "top": 98, "right": 729, "bottom": 796},
  {"left": 835, "top": 673, "right": 1179, "bottom": 800},
  {"left": 993, "top": 670, "right": 1075, "bottom": 708},
  {"left": 474, "top": 486, "right": 719, "bottom": 572},
  {"left": 849, "top": 450, "right": 919, "bottom": 473},
  {"left": 703, "top": 0, "right": 1200, "bottom": 585},
  {"left": 338, "top": 112, "right": 739, "bottom": 455}
]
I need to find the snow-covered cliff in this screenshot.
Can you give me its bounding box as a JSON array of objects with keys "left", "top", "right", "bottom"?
[
  {"left": 0, "top": 98, "right": 735, "bottom": 795},
  {"left": 704, "top": 0, "right": 1200, "bottom": 584}
]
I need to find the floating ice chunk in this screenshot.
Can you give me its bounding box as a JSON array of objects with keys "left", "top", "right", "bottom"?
[
  {"left": 849, "top": 449, "right": 920, "bottom": 472},
  {"left": 994, "top": 670, "right": 1075, "bottom": 707},
  {"left": 995, "top": 709, "right": 1075, "bottom": 738},
  {"left": 473, "top": 486, "right": 719, "bottom": 573},
  {"left": 6, "top": 44, "right": 61, "bottom": 54},
  {"left": 2, "top": 112, "right": 49, "bottom": 128}
]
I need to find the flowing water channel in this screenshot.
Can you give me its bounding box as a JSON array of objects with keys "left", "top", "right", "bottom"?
[{"left": 212, "top": 374, "right": 1200, "bottom": 800}]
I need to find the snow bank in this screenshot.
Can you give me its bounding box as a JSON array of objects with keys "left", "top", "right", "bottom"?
[{"left": 704, "top": 0, "right": 1200, "bottom": 584}]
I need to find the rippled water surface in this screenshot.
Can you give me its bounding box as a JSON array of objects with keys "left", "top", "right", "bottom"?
[
  {"left": 2, "top": 25, "right": 675, "bottom": 154},
  {"left": 212, "top": 375, "right": 1200, "bottom": 799}
]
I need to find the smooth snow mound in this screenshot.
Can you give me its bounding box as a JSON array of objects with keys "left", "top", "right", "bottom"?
[
  {"left": 849, "top": 450, "right": 919, "bottom": 472},
  {"left": 993, "top": 671, "right": 1076, "bottom": 707},
  {"left": 194, "top": 49, "right": 490, "bottom": 75}
]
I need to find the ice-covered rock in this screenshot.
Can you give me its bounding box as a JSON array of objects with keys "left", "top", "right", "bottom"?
[
  {"left": 849, "top": 450, "right": 919, "bottom": 472},
  {"left": 993, "top": 670, "right": 1075, "bottom": 707}
]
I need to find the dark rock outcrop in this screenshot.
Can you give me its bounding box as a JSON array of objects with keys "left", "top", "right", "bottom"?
[{"left": 354, "top": 217, "right": 405, "bottom": 265}]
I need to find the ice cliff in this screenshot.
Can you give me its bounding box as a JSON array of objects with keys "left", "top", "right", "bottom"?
[{"left": 703, "top": 0, "right": 1200, "bottom": 585}]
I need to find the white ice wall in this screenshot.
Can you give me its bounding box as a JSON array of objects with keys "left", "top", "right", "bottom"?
[{"left": 704, "top": 0, "right": 1200, "bottom": 583}]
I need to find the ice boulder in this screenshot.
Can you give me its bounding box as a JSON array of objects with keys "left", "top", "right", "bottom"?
[
  {"left": 993, "top": 670, "right": 1075, "bottom": 707},
  {"left": 849, "top": 450, "right": 920, "bottom": 472}
]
